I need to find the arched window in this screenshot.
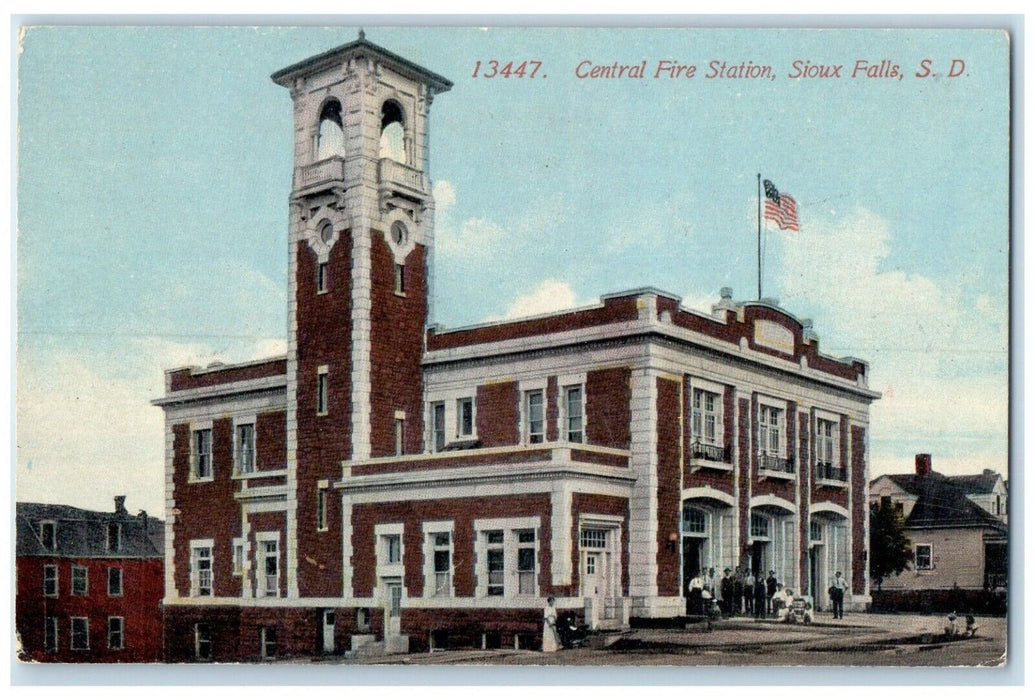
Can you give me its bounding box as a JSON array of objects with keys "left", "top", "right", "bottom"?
[
  {"left": 379, "top": 100, "right": 406, "bottom": 162},
  {"left": 317, "top": 100, "right": 344, "bottom": 160}
]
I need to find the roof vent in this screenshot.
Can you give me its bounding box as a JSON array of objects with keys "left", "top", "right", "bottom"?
[{"left": 915, "top": 453, "right": 932, "bottom": 477}]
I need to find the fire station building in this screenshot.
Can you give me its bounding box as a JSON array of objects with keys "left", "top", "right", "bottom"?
[{"left": 154, "top": 35, "right": 879, "bottom": 661}]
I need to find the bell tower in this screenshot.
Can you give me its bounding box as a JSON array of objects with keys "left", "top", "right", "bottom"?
[{"left": 271, "top": 33, "right": 452, "bottom": 597}]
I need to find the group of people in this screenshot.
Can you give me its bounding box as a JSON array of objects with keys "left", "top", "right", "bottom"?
[{"left": 686, "top": 566, "right": 851, "bottom": 620}]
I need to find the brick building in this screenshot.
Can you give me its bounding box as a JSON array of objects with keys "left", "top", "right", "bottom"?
[
  {"left": 15, "top": 499, "right": 165, "bottom": 662},
  {"left": 869, "top": 454, "right": 1007, "bottom": 609},
  {"left": 153, "top": 35, "right": 880, "bottom": 661}
]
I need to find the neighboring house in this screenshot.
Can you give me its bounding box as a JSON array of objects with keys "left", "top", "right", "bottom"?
[
  {"left": 869, "top": 454, "right": 1008, "bottom": 599},
  {"left": 15, "top": 498, "right": 165, "bottom": 662},
  {"left": 152, "top": 35, "right": 880, "bottom": 662}
]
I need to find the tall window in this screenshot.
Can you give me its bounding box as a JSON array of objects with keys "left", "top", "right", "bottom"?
[
  {"left": 107, "top": 522, "right": 122, "bottom": 552},
  {"left": 316, "top": 261, "right": 329, "bottom": 293},
  {"left": 71, "top": 566, "right": 88, "bottom": 596},
  {"left": 457, "top": 398, "right": 474, "bottom": 438},
  {"left": 43, "top": 564, "right": 58, "bottom": 597},
  {"left": 44, "top": 617, "right": 58, "bottom": 653},
  {"left": 750, "top": 512, "right": 770, "bottom": 539},
  {"left": 379, "top": 100, "right": 406, "bottom": 162},
  {"left": 431, "top": 532, "right": 452, "bottom": 596},
  {"left": 384, "top": 534, "right": 402, "bottom": 565},
  {"left": 316, "top": 100, "right": 344, "bottom": 160},
  {"left": 565, "top": 386, "right": 584, "bottom": 443},
  {"left": 236, "top": 423, "right": 256, "bottom": 474},
  {"left": 40, "top": 521, "right": 56, "bottom": 551},
  {"left": 317, "top": 368, "right": 329, "bottom": 415},
  {"left": 260, "top": 627, "right": 278, "bottom": 660},
  {"left": 193, "top": 428, "right": 213, "bottom": 479},
  {"left": 682, "top": 506, "right": 708, "bottom": 535},
  {"left": 262, "top": 540, "right": 279, "bottom": 597},
  {"left": 316, "top": 488, "right": 328, "bottom": 531},
  {"left": 194, "top": 623, "right": 213, "bottom": 661},
  {"left": 486, "top": 531, "right": 505, "bottom": 596},
  {"left": 915, "top": 544, "right": 933, "bottom": 570},
  {"left": 758, "top": 405, "right": 783, "bottom": 455},
  {"left": 394, "top": 263, "right": 406, "bottom": 295},
  {"left": 816, "top": 418, "right": 837, "bottom": 466},
  {"left": 232, "top": 539, "right": 245, "bottom": 575},
  {"left": 71, "top": 617, "right": 89, "bottom": 651},
  {"left": 394, "top": 418, "right": 405, "bottom": 456},
  {"left": 517, "top": 530, "right": 537, "bottom": 595},
  {"left": 108, "top": 617, "right": 124, "bottom": 650},
  {"left": 526, "top": 390, "right": 544, "bottom": 444},
  {"left": 431, "top": 402, "right": 446, "bottom": 452},
  {"left": 108, "top": 567, "right": 123, "bottom": 597},
  {"left": 192, "top": 545, "right": 213, "bottom": 596},
  {"left": 692, "top": 388, "right": 721, "bottom": 445}
]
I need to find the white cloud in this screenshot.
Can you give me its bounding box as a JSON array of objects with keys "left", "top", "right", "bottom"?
[
  {"left": 437, "top": 217, "right": 507, "bottom": 261},
  {"left": 432, "top": 179, "right": 456, "bottom": 212},
  {"left": 484, "top": 279, "right": 583, "bottom": 322},
  {"left": 679, "top": 290, "right": 721, "bottom": 315}
]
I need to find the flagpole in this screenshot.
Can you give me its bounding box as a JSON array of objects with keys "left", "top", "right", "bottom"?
[{"left": 757, "top": 173, "right": 762, "bottom": 299}]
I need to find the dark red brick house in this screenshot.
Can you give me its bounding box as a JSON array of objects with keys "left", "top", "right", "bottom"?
[
  {"left": 15, "top": 499, "right": 165, "bottom": 662},
  {"left": 153, "top": 35, "right": 879, "bottom": 662}
]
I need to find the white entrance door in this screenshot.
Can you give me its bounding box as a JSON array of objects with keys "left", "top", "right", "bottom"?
[
  {"left": 383, "top": 578, "right": 402, "bottom": 636},
  {"left": 322, "top": 610, "right": 335, "bottom": 653}
]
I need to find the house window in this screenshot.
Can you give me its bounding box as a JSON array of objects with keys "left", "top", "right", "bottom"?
[
  {"left": 260, "top": 626, "right": 277, "bottom": 660},
  {"left": 379, "top": 101, "right": 406, "bottom": 162},
  {"left": 750, "top": 512, "right": 770, "bottom": 539},
  {"left": 809, "top": 520, "right": 823, "bottom": 543},
  {"left": 692, "top": 388, "right": 721, "bottom": 445},
  {"left": 71, "top": 617, "right": 89, "bottom": 651},
  {"left": 43, "top": 564, "right": 58, "bottom": 597},
  {"left": 758, "top": 405, "right": 783, "bottom": 455},
  {"left": 261, "top": 539, "right": 280, "bottom": 597},
  {"left": 565, "top": 386, "right": 584, "bottom": 443},
  {"left": 316, "top": 488, "right": 328, "bottom": 531},
  {"left": 316, "top": 261, "right": 329, "bottom": 293},
  {"left": 107, "top": 522, "right": 122, "bottom": 552},
  {"left": 108, "top": 568, "right": 123, "bottom": 596},
  {"left": 384, "top": 534, "right": 402, "bottom": 565},
  {"left": 317, "top": 100, "right": 344, "bottom": 159},
  {"left": 108, "top": 617, "right": 124, "bottom": 650},
  {"left": 40, "top": 521, "right": 57, "bottom": 551},
  {"left": 394, "top": 263, "right": 406, "bottom": 295},
  {"left": 517, "top": 530, "right": 537, "bottom": 595},
  {"left": 580, "top": 529, "right": 607, "bottom": 549},
  {"left": 193, "top": 428, "right": 213, "bottom": 480},
  {"left": 431, "top": 402, "right": 446, "bottom": 451},
  {"left": 431, "top": 532, "right": 452, "bottom": 596},
  {"left": 232, "top": 539, "right": 245, "bottom": 575},
  {"left": 194, "top": 623, "right": 213, "bottom": 661},
  {"left": 486, "top": 530, "right": 505, "bottom": 596},
  {"left": 394, "top": 417, "right": 405, "bottom": 456},
  {"left": 71, "top": 566, "right": 88, "bottom": 596},
  {"left": 816, "top": 418, "right": 838, "bottom": 466},
  {"left": 457, "top": 397, "right": 474, "bottom": 438},
  {"left": 682, "top": 506, "right": 708, "bottom": 535},
  {"left": 192, "top": 545, "right": 213, "bottom": 596},
  {"left": 317, "top": 368, "right": 329, "bottom": 415},
  {"left": 44, "top": 617, "right": 58, "bottom": 653},
  {"left": 916, "top": 544, "right": 933, "bottom": 570},
  {"left": 236, "top": 423, "right": 256, "bottom": 474},
  {"left": 526, "top": 390, "right": 544, "bottom": 444}
]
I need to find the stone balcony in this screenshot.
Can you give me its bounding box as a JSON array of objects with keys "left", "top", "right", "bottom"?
[
  {"left": 294, "top": 156, "right": 347, "bottom": 195},
  {"left": 378, "top": 157, "right": 429, "bottom": 201}
]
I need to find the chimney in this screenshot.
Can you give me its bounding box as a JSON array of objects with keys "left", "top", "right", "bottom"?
[
  {"left": 114, "top": 495, "right": 127, "bottom": 516},
  {"left": 915, "top": 454, "right": 932, "bottom": 477},
  {"left": 138, "top": 509, "right": 149, "bottom": 529}
]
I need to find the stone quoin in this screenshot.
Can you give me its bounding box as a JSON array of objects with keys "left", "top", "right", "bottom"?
[{"left": 153, "top": 35, "right": 880, "bottom": 661}]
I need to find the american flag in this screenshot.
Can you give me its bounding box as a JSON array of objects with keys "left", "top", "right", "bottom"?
[{"left": 763, "top": 179, "right": 799, "bottom": 232}]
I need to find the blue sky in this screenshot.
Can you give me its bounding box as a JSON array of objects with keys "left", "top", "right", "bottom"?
[{"left": 16, "top": 26, "right": 1009, "bottom": 514}]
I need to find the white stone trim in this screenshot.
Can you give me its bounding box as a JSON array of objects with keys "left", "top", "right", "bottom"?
[
  {"left": 381, "top": 208, "right": 419, "bottom": 265},
  {"left": 162, "top": 595, "right": 594, "bottom": 610},
  {"left": 550, "top": 482, "right": 573, "bottom": 586},
  {"left": 682, "top": 486, "right": 736, "bottom": 508},
  {"left": 750, "top": 494, "right": 797, "bottom": 514},
  {"left": 341, "top": 496, "right": 354, "bottom": 597},
  {"left": 351, "top": 210, "right": 373, "bottom": 461},
  {"left": 152, "top": 375, "right": 287, "bottom": 407},
  {"left": 811, "top": 502, "right": 850, "bottom": 520},
  {"left": 627, "top": 365, "right": 659, "bottom": 599},
  {"left": 472, "top": 516, "right": 541, "bottom": 599},
  {"left": 374, "top": 522, "right": 406, "bottom": 584}
]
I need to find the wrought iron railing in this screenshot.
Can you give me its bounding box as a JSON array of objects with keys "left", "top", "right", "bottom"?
[
  {"left": 815, "top": 462, "right": 847, "bottom": 482},
  {"left": 758, "top": 453, "right": 795, "bottom": 474},
  {"left": 691, "top": 441, "right": 731, "bottom": 463}
]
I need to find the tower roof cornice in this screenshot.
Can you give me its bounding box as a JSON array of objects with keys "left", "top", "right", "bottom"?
[{"left": 270, "top": 35, "right": 453, "bottom": 93}]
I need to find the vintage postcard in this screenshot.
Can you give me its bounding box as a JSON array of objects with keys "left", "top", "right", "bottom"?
[{"left": 14, "top": 24, "right": 1010, "bottom": 672}]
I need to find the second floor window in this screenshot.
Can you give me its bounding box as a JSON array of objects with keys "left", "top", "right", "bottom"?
[
  {"left": 526, "top": 390, "right": 544, "bottom": 444},
  {"left": 758, "top": 405, "right": 783, "bottom": 456},
  {"left": 915, "top": 544, "right": 933, "bottom": 570},
  {"left": 431, "top": 402, "right": 446, "bottom": 452},
  {"left": 565, "top": 386, "right": 584, "bottom": 443},
  {"left": 192, "top": 546, "right": 212, "bottom": 596},
  {"left": 692, "top": 388, "right": 721, "bottom": 445},
  {"left": 193, "top": 428, "right": 212, "bottom": 480},
  {"left": 43, "top": 565, "right": 57, "bottom": 597},
  {"left": 71, "top": 566, "right": 88, "bottom": 596},
  {"left": 816, "top": 418, "right": 837, "bottom": 466},
  {"left": 384, "top": 534, "right": 402, "bottom": 565},
  {"left": 108, "top": 567, "right": 123, "bottom": 596},
  {"left": 237, "top": 423, "right": 255, "bottom": 474},
  {"left": 317, "top": 369, "right": 329, "bottom": 415},
  {"left": 457, "top": 397, "right": 474, "bottom": 438}
]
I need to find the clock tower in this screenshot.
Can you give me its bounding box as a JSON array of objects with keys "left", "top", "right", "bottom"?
[{"left": 271, "top": 33, "right": 452, "bottom": 597}]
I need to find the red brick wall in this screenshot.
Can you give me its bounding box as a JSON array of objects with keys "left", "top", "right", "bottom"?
[
  {"left": 168, "top": 358, "right": 286, "bottom": 392},
  {"left": 476, "top": 381, "right": 519, "bottom": 447},
  {"left": 295, "top": 228, "right": 353, "bottom": 598},
  {"left": 546, "top": 376, "right": 559, "bottom": 442},
  {"left": 586, "top": 367, "right": 632, "bottom": 449},
  {"left": 851, "top": 425, "right": 867, "bottom": 594},
  {"left": 369, "top": 235, "right": 426, "bottom": 458},
  {"left": 172, "top": 420, "right": 239, "bottom": 598},
  {"left": 351, "top": 494, "right": 554, "bottom": 599},
  {"left": 655, "top": 377, "right": 681, "bottom": 596},
  {"left": 16, "top": 556, "right": 164, "bottom": 662},
  {"left": 256, "top": 411, "right": 286, "bottom": 470}
]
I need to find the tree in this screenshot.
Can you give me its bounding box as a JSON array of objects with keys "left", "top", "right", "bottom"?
[{"left": 869, "top": 499, "right": 914, "bottom": 591}]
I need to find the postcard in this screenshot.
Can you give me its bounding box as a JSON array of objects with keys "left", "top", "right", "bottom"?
[{"left": 14, "top": 24, "right": 1010, "bottom": 671}]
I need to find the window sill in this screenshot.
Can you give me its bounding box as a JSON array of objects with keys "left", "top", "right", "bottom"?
[
  {"left": 394, "top": 291, "right": 407, "bottom": 298},
  {"left": 188, "top": 476, "right": 215, "bottom": 485},
  {"left": 815, "top": 477, "right": 849, "bottom": 488},
  {"left": 689, "top": 457, "right": 734, "bottom": 473},
  {"left": 758, "top": 468, "right": 796, "bottom": 481},
  {"left": 232, "top": 468, "right": 288, "bottom": 480}
]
